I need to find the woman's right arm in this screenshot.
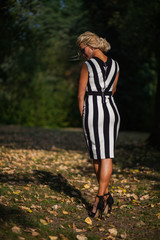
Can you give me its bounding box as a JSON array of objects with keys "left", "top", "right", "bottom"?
[
  {"left": 112, "top": 71, "right": 119, "bottom": 96},
  {"left": 78, "top": 63, "right": 88, "bottom": 117}
]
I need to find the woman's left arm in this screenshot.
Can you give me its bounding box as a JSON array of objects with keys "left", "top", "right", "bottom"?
[
  {"left": 78, "top": 63, "right": 88, "bottom": 117},
  {"left": 112, "top": 71, "right": 119, "bottom": 96}
]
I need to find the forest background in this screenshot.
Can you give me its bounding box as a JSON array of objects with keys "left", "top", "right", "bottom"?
[{"left": 0, "top": 0, "right": 160, "bottom": 147}]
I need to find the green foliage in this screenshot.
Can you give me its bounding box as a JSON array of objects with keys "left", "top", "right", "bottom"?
[
  {"left": 0, "top": 0, "right": 85, "bottom": 127},
  {"left": 0, "top": 0, "right": 159, "bottom": 130}
]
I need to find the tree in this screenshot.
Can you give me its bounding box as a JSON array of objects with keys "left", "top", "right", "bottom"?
[
  {"left": 0, "top": 0, "right": 88, "bottom": 127},
  {"left": 82, "top": 0, "right": 159, "bottom": 147}
]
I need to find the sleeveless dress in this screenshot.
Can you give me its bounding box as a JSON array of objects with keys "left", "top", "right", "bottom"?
[{"left": 82, "top": 56, "right": 120, "bottom": 159}]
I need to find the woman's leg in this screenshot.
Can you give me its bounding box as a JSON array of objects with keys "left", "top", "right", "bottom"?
[
  {"left": 91, "top": 160, "right": 100, "bottom": 213},
  {"left": 92, "top": 159, "right": 112, "bottom": 213},
  {"left": 98, "top": 158, "right": 112, "bottom": 196},
  {"left": 93, "top": 159, "right": 101, "bottom": 183},
  {"left": 93, "top": 159, "right": 112, "bottom": 194}
]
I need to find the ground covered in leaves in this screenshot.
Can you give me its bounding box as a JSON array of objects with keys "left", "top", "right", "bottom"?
[{"left": 0, "top": 125, "right": 160, "bottom": 240}]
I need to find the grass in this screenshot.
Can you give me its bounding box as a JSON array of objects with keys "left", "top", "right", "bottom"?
[{"left": 0, "top": 125, "right": 160, "bottom": 240}]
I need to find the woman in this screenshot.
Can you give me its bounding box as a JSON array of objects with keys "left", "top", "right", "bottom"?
[{"left": 77, "top": 32, "right": 120, "bottom": 218}]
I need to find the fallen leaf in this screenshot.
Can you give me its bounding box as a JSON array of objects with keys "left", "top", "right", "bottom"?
[
  {"left": 59, "top": 233, "right": 69, "bottom": 240},
  {"left": 140, "top": 194, "right": 149, "bottom": 200},
  {"left": 49, "top": 236, "right": 58, "bottom": 240},
  {"left": 120, "top": 232, "right": 127, "bottom": 239},
  {"left": 108, "top": 228, "right": 118, "bottom": 237},
  {"left": 63, "top": 210, "right": 69, "bottom": 215},
  {"left": 120, "top": 205, "right": 127, "bottom": 209},
  {"left": 19, "top": 206, "right": 32, "bottom": 213},
  {"left": 132, "top": 200, "right": 139, "bottom": 205},
  {"left": 156, "top": 213, "right": 160, "bottom": 219},
  {"left": 151, "top": 204, "right": 154, "bottom": 208},
  {"left": 47, "top": 209, "right": 58, "bottom": 216},
  {"left": 32, "top": 231, "right": 39, "bottom": 236},
  {"left": 99, "top": 227, "right": 105, "bottom": 232},
  {"left": 83, "top": 184, "right": 90, "bottom": 189},
  {"left": 12, "top": 226, "right": 21, "bottom": 234},
  {"left": 84, "top": 217, "right": 92, "bottom": 225},
  {"left": 52, "top": 204, "right": 59, "bottom": 210},
  {"left": 60, "top": 225, "right": 65, "bottom": 229},
  {"left": 132, "top": 193, "right": 138, "bottom": 200},
  {"left": 126, "top": 193, "right": 131, "bottom": 198},
  {"left": 76, "top": 234, "right": 88, "bottom": 240},
  {"left": 73, "top": 223, "right": 86, "bottom": 233},
  {"left": 45, "top": 216, "right": 53, "bottom": 223},
  {"left": 27, "top": 208, "right": 32, "bottom": 213},
  {"left": 13, "top": 190, "right": 21, "bottom": 195},
  {"left": 121, "top": 179, "right": 128, "bottom": 183},
  {"left": 40, "top": 219, "right": 48, "bottom": 225}
]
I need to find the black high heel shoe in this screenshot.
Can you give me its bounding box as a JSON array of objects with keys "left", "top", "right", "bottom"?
[
  {"left": 104, "top": 192, "right": 114, "bottom": 214},
  {"left": 89, "top": 195, "right": 104, "bottom": 219}
]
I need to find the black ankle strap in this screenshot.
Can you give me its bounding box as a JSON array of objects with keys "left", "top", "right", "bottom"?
[
  {"left": 97, "top": 195, "right": 104, "bottom": 199},
  {"left": 104, "top": 193, "right": 109, "bottom": 196}
]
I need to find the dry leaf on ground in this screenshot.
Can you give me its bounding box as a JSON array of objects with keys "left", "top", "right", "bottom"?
[
  {"left": 108, "top": 228, "right": 118, "bottom": 237},
  {"left": 84, "top": 217, "right": 92, "bottom": 225},
  {"left": 49, "top": 236, "right": 58, "bottom": 240},
  {"left": 59, "top": 233, "right": 69, "bottom": 240},
  {"left": 76, "top": 234, "right": 88, "bottom": 240},
  {"left": 40, "top": 219, "right": 48, "bottom": 225},
  {"left": 156, "top": 213, "right": 160, "bottom": 219},
  {"left": 120, "top": 205, "right": 127, "bottom": 209},
  {"left": 73, "top": 223, "right": 86, "bottom": 233},
  {"left": 12, "top": 226, "right": 21, "bottom": 234},
  {"left": 140, "top": 194, "right": 149, "bottom": 200},
  {"left": 32, "top": 231, "right": 39, "bottom": 236},
  {"left": 83, "top": 184, "right": 90, "bottom": 189},
  {"left": 132, "top": 193, "right": 138, "bottom": 200},
  {"left": 99, "top": 227, "right": 105, "bottom": 232},
  {"left": 19, "top": 206, "right": 32, "bottom": 213},
  {"left": 120, "top": 232, "right": 127, "bottom": 239},
  {"left": 63, "top": 210, "right": 69, "bottom": 215}
]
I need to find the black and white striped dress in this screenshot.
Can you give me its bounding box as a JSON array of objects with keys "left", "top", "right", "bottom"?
[{"left": 82, "top": 56, "right": 120, "bottom": 159}]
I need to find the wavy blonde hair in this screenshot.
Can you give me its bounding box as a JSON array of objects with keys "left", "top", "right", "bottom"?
[{"left": 77, "top": 31, "right": 111, "bottom": 53}]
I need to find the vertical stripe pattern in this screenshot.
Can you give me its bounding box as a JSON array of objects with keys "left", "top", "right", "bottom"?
[{"left": 83, "top": 57, "right": 120, "bottom": 159}]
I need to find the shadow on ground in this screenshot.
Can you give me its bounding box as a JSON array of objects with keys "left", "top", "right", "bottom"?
[
  {"left": 0, "top": 125, "right": 160, "bottom": 171},
  {"left": 0, "top": 203, "right": 36, "bottom": 228},
  {"left": 0, "top": 171, "right": 91, "bottom": 212},
  {"left": 33, "top": 170, "right": 91, "bottom": 211},
  {"left": 0, "top": 125, "right": 86, "bottom": 152}
]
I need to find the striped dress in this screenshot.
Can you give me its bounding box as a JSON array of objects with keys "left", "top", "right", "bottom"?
[{"left": 82, "top": 56, "right": 120, "bottom": 159}]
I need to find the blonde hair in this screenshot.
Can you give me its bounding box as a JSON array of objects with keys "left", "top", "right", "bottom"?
[{"left": 77, "top": 31, "right": 111, "bottom": 53}]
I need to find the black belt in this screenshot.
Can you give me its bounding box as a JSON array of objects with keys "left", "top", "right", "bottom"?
[{"left": 85, "top": 91, "right": 112, "bottom": 103}]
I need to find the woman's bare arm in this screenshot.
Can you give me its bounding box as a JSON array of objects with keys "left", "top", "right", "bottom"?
[
  {"left": 112, "top": 71, "right": 119, "bottom": 96},
  {"left": 78, "top": 63, "right": 88, "bottom": 116}
]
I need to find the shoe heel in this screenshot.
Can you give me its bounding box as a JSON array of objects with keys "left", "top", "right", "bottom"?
[
  {"left": 104, "top": 192, "right": 114, "bottom": 214},
  {"left": 89, "top": 195, "right": 104, "bottom": 219}
]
